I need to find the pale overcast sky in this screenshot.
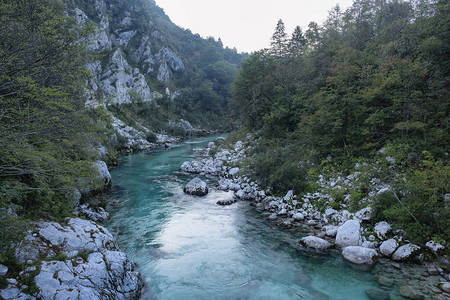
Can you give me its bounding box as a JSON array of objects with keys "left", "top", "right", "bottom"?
[{"left": 155, "top": 0, "right": 355, "bottom": 53}]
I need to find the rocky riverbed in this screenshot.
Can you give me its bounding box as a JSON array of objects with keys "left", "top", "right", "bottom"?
[{"left": 179, "top": 137, "right": 450, "bottom": 300}]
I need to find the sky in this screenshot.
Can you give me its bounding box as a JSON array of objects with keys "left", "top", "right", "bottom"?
[{"left": 155, "top": 0, "right": 355, "bottom": 53}]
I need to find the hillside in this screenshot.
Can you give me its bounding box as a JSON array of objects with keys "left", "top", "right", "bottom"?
[{"left": 0, "top": 0, "right": 245, "bottom": 228}]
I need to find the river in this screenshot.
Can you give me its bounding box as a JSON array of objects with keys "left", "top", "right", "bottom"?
[{"left": 104, "top": 136, "right": 397, "bottom": 299}]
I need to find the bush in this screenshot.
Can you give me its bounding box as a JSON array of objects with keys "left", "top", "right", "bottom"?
[
  {"left": 251, "top": 140, "right": 307, "bottom": 194},
  {"left": 145, "top": 132, "right": 157, "bottom": 143}
]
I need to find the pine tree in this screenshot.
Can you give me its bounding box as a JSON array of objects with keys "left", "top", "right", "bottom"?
[
  {"left": 288, "top": 26, "right": 307, "bottom": 57},
  {"left": 270, "top": 19, "right": 288, "bottom": 57}
]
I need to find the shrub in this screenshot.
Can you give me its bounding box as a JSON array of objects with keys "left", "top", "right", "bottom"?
[{"left": 145, "top": 132, "right": 157, "bottom": 143}]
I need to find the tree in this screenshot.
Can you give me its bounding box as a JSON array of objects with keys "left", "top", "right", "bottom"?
[
  {"left": 0, "top": 0, "right": 99, "bottom": 215},
  {"left": 305, "top": 22, "right": 321, "bottom": 50},
  {"left": 270, "top": 19, "right": 288, "bottom": 57},
  {"left": 288, "top": 26, "right": 307, "bottom": 57}
]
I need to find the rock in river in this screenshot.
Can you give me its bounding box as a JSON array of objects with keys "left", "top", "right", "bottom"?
[
  {"left": 183, "top": 177, "right": 208, "bottom": 196},
  {"left": 342, "top": 246, "right": 378, "bottom": 266},
  {"left": 300, "top": 236, "right": 332, "bottom": 252}
]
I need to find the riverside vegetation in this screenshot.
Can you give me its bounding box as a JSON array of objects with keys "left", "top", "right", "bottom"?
[
  {"left": 230, "top": 0, "right": 449, "bottom": 251},
  {"left": 0, "top": 0, "right": 448, "bottom": 298},
  {"left": 0, "top": 0, "right": 244, "bottom": 297}
]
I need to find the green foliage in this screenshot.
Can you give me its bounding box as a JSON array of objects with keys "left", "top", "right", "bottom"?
[
  {"left": 250, "top": 139, "right": 308, "bottom": 194},
  {"left": 145, "top": 132, "right": 158, "bottom": 143},
  {"left": 0, "top": 0, "right": 101, "bottom": 216},
  {"left": 230, "top": 0, "right": 449, "bottom": 243}
]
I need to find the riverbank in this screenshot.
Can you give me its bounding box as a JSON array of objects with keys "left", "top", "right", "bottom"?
[{"left": 179, "top": 135, "right": 450, "bottom": 299}]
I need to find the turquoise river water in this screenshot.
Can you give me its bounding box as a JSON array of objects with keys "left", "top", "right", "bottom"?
[{"left": 105, "top": 136, "right": 400, "bottom": 299}]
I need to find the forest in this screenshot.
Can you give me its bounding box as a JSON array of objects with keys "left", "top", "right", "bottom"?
[{"left": 230, "top": 0, "right": 449, "bottom": 243}]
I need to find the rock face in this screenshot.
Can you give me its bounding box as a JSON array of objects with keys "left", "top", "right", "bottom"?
[
  {"left": 342, "top": 246, "right": 378, "bottom": 266},
  {"left": 35, "top": 250, "right": 142, "bottom": 300},
  {"left": 95, "top": 160, "right": 111, "bottom": 187},
  {"left": 4, "top": 218, "right": 143, "bottom": 299},
  {"left": 183, "top": 178, "right": 208, "bottom": 196},
  {"left": 392, "top": 243, "right": 421, "bottom": 261},
  {"left": 99, "top": 49, "right": 153, "bottom": 105},
  {"left": 300, "top": 236, "right": 332, "bottom": 252},
  {"left": 335, "top": 220, "right": 362, "bottom": 248}
]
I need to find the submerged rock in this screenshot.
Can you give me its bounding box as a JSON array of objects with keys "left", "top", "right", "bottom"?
[
  {"left": 300, "top": 236, "right": 332, "bottom": 252},
  {"left": 183, "top": 177, "right": 208, "bottom": 196},
  {"left": 398, "top": 285, "right": 424, "bottom": 299},
  {"left": 366, "top": 288, "right": 391, "bottom": 300},
  {"left": 342, "top": 246, "right": 378, "bottom": 266}
]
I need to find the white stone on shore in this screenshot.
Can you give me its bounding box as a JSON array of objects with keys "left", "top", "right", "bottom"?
[
  {"left": 342, "top": 246, "right": 378, "bottom": 266},
  {"left": 228, "top": 167, "right": 240, "bottom": 176},
  {"left": 9, "top": 218, "right": 143, "bottom": 299},
  {"left": 324, "top": 225, "right": 338, "bottom": 237},
  {"left": 379, "top": 239, "right": 399, "bottom": 257},
  {"left": 374, "top": 221, "right": 391, "bottom": 240},
  {"left": 0, "top": 264, "right": 7, "bottom": 276},
  {"left": 335, "top": 220, "right": 362, "bottom": 248},
  {"left": 293, "top": 213, "right": 305, "bottom": 221},
  {"left": 355, "top": 207, "right": 372, "bottom": 221},
  {"left": 426, "top": 240, "right": 445, "bottom": 254},
  {"left": 392, "top": 243, "right": 420, "bottom": 261}
]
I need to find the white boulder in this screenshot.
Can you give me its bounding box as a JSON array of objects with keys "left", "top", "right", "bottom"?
[
  {"left": 183, "top": 178, "right": 208, "bottom": 196},
  {"left": 374, "top": 221, "right": 392, "bottom": 240},
  {"left": 0, "top": 264, "right": 7, "bottom": 276},
  {"left": 324, "top": 225, "right": 338, "bottom": 237},
  {"left": 426, "top": 240, "right": 445, "bottom": 254},
  {"left": 335, "top": 220, "right": 362, "bottom": 248},
  {"left": 342, "top": 246, "right": 378, "bottom": 266},
  {"left": 355, "top": 207, "right": 372, "bottom": 221},
  {"left": 392, "top": 243, "right": 421, "bottom": 261},
  {"left": 293, "top": 213, "right": 305, "bottom": 221},
  {"left": 300, "top": 236, "right": 332, "bottom": 252},
  {"left": 379, "top": 239, "right": 399, "bottom": 257}
]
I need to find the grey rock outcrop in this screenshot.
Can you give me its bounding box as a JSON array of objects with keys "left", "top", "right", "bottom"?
[
  {"left": 95, "top": 160, "right": 111, "bottom": 187},
  {"left": 7, "top": 218, "right": 143, "bottom": 299},
  {"left": 100, "top": 49, "right": 153, "bottom": 105},
  {"left": 184, "top": 178, "right": 208, "bottom": 196},
  {"left": 342, "top": 246, "right": 378, "bottom": 266},
  {"left": 335, "top": 220, "right": 362, "bottom": 248}
]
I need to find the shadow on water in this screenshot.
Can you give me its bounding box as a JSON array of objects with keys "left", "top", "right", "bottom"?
[{"left": 103, "top": 136, "right": 398, "bottom": 300}]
